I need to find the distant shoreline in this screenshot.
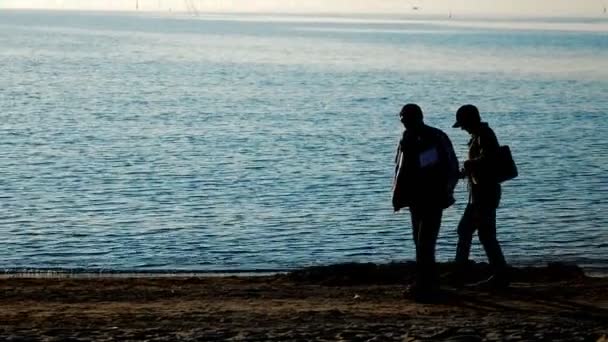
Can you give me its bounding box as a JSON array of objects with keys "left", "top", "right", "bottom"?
[
  {"left": 2, "top": 9, "right": 607, "bottom": 33},
  {"left": 1, "top": 8, "right": 608, "bottom": 21}
]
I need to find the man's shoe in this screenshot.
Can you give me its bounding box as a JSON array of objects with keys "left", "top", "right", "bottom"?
[
  {"left": 442, "top": 270, "right": 468, "bottom": 288},
  {"left": 404, "top": 284, "right": 443, "bottom": 303}
]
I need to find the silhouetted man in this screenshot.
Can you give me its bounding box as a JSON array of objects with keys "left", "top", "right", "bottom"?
[
  {"left": 393, "top": 104, "right": 459, "bottom": 301},
  {"left": 452, "top": 104, "right": 509, "bottom": 288}
]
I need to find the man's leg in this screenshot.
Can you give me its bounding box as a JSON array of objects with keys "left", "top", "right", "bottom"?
[
  {"left": 455, "top": 204, "right": 475, "bottom": 266},
  {"left": 415, "top": 206, "right": 442, "bottom": 291},
  {"left": 409, "top": 208, "right": 421, "bottom": 248},
  {"left": 477, "top": 206, "right": 507, "bottom": 273}
]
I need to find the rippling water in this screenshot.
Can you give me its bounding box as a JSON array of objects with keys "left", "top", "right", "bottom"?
[{"left": 0, "top": 10, "right": 607, "bottom": 272}]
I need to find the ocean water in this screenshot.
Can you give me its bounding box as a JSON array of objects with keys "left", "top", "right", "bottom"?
[{"left": 0, "top": 10, "right": 607, "bottom": 273}]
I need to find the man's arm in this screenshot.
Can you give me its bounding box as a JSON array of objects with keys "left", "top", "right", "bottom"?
[
  {"left": 439, "top": 132, "right": 459, "bottom": 192},
  {"left": 464, "top": 126, "right": 499, "bottom": 176},
  {"left": 394, "top": 142, "right": 402, "bottom": 178},
  {"left": 478, "top": 126, "right": 500, "bottom": 161}
]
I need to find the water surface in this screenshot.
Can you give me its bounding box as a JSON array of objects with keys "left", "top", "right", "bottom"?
[{"left": 1, "top": 11, "right": 607, "bottom": 272}]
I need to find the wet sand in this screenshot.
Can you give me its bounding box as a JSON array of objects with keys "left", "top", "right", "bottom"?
[{"left": 1, "top": 262, "right": 607, "bottom": 341}]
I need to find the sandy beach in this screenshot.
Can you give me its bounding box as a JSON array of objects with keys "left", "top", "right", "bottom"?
[{"left": 1, "top": 263, "right": 607, "bottom": 341}]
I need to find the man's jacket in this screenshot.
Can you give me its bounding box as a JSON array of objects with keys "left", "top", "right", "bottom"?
[
  {"left": 466, "top": 122, "right": 502, "bottom": 208},
  {"left": 393, "top": 124, "right": 459, "bottom": 210}
]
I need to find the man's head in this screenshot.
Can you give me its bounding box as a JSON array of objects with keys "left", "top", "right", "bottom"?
[
  {"left": 453, "top": 104, "right": 481, "bottom": 133},
  {"left": 399, "top": 103, "right": 424, "bottom": 131}
]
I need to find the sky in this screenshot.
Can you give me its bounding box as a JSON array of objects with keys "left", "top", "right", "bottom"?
[{"left": 1, "top": 0, "right": 607, "bottom": 17}]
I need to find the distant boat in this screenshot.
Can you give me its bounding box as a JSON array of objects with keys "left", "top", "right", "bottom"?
[
  {"left": 136, "top": 0, "right": 139, "bottom": 11},
  {"left": 408, "top": 0, "right": 422, "bottom": 12}
]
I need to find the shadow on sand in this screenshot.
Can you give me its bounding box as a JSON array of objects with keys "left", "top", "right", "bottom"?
[
  {"left": 284, "top": 261, "right": 588, "bottom": 286},
  {"left": 283, "top": 261, "right": 608, "bottom": 321}
]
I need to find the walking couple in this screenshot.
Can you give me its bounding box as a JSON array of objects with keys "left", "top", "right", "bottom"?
[{"left": 392, "top": 103, "right": 510, "bottom": 303}]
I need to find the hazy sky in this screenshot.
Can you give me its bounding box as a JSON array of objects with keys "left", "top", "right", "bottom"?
[{"left": 1, "top": 0, "right": 607, "bottom": 17}]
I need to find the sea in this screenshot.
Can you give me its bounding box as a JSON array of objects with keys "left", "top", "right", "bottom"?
[{"left": 0, "top": 10, "right": 607, "bottom": 274}]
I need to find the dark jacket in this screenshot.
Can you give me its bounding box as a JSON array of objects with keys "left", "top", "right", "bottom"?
[
  {"left": 466, "top": 122, "right": 501, "bottom": 208},
  {"left": 393, "top": 124, "right": 459, "bottom": 210}
]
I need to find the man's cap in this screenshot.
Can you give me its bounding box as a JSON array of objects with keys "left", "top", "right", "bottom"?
[{"left": 453, "top": 104, "right": 480, "bottom": 128}]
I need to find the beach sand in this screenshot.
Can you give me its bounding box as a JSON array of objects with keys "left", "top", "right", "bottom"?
[{"left": 0, "top": 263, "right": 606, "bottom": 341}]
